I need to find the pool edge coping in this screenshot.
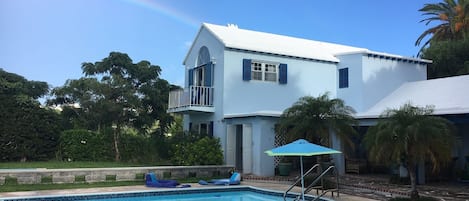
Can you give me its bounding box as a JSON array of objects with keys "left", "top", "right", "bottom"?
[{"left": 0, "top": 185, "right": 334, "bottom": 201}]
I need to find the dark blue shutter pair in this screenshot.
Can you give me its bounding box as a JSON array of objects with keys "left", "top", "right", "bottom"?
[{"left": 242, "top": 59, "right": 287, "bottom": 84}]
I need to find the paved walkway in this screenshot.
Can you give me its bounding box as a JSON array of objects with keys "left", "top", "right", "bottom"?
[
  {"left": 339, "top": 174, "right": 469, "bottom": 201},
  {"left": 244, "top": 173, "right": 469, "bottom": 201},
  {"left": 1, "top": 174, "right": 468, "bottom": 201}
]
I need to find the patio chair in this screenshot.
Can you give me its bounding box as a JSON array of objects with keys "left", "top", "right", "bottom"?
[
  {"left": 145, "top": 172, "right": 190, "bottom": 188},
  {"left": 198, "top": 172, "right": 241, "bottom": 185}
]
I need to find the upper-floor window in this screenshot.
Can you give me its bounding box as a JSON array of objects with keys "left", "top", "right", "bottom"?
[
  {"left": 339, "top": 68, "right": 349, "bottom": 88},
  {"left": 197, "top": 46, "right": 210, "bottom": 66},
  {"left": 251, "top": 61, "right": 278, "bottom": 82},
  {"left": 189, "top": 46, "right": 213, "bottom": 87},
  {"left": 243, "top": 59, "right": 287, "bottom": 84}
]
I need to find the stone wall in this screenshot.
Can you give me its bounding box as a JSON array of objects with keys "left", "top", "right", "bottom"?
[{"left": 0, "top": 165, "right": 234, "bottom": 185}]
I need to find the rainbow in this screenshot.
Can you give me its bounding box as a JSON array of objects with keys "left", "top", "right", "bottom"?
[{"left": 121, "top": 0, "right": 200, "bottom": 28}]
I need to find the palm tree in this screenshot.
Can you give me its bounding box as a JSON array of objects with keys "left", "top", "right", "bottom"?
[
  {"left": 276, "top": 93, "right": 357, "bottom": 148},
  {"left": 416, "top": 0, "right": 469, "bottom": 50},
  {"left": 364, "top": 103, "right": 456, "bottom": 200}
]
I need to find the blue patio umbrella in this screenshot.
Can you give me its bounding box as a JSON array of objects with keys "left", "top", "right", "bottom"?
[{"left": 265, "top": 139, "right": 341, "bottom": 201}]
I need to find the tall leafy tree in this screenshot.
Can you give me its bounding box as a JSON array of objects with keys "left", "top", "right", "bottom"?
[
  {"left": 49, "top": 52, "right": 173, "bottom": 161},
  {"left": 0, "top": 69, "right": 61, "bottom": 161},
  {"left": 276, "top": 93, "right": 357, "bottom": 147},
  {"left": 422, "top": 36, "right": 469, "bottom": 78},
  {"left": 416, "top": 0, "right": 469, "bottom": 50},
  {"left": 364, "top": 103, "right": 456, "bottom": 200}
]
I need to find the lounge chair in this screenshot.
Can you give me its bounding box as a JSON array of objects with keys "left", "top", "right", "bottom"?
[
  {"left": 198, "top": 172, "right": 241, "bottom": 185},
  {"left": 145, "top": 172, "right": 190, "bottom": 188}
]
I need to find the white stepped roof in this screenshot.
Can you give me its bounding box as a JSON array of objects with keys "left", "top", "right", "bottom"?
[
  {"left": 202, "top": 23, "right": 365, "bottom": 62},
  {"left": 356, "top": 75, "right": 469, "bottom": 118},
  {"left": 185, "top": 23, "right": 431, "bottom": 64}
]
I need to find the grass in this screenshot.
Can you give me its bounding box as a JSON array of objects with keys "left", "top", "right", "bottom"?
[
  {"left": 0, "top": 181, "right": 143, "bottom": 192},
  {"left": 0, "top": 161, "right": 156, "bottom": 169},
  {"left": 0, "top": 177, "right": 213, "bottom": 193},
  {"left": 0, "top": 161, "right": 218, "bottom": 193}
]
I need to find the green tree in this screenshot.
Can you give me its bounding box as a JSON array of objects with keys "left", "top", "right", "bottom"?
[
  {"left": 49, "top": 52, "right": 173, "bottom": 161},
  {"left": 364, "top": 103, "right": 456, "bottom": 200},
  {"left": 0, "top": 69, "right": 61, "bottom": 161},
  {"left": 421, "top": 34, "right": 469, "bottom": 78},
  {"left": 416, "top": 0, "right": 469, "bottom": 50},
  {"left": 276, "top": 93, "right": 357, "bottom": 147}
]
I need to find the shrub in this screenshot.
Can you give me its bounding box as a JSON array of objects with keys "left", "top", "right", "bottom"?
[
  {"left": 171, "top": 136, "right": 223, "bottom": 166},
  {"left": 0, "top": 99, "right": 61, "bottom": 162},
  {"left": 58, "top": 129, "right": 113, "bottom": 161},
  {"left": 58, "top": 128, "right": 163, "bottom": 163},
  {"left": 119, "top": 134, "right": 159, "bottom": 163}
]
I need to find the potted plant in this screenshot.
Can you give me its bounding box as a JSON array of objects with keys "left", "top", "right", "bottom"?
[{"left": 278, "top": 157, "right": 292, "bottom": 176}]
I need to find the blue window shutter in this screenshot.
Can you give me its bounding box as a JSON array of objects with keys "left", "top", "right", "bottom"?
[
  {"left": 344, "top": 68, "right": 349, "bottom": 88},
  {"left": 209, "top": 121, "right": 214, "bottom": 137},
  {"left": 242, "top": 59, "right": 251, "bottom": 81},
  {"left": 279, "top": 63, "right": 287, "bottom": 84},
  {"left": 204, "top": 62, "right": 212, "bottom": 86},
  {"left": 339, "top": 68, "right": 349, "bottom": 88},
  {"left": 188, "top": 69, "right": 194, "bottom": 86}
]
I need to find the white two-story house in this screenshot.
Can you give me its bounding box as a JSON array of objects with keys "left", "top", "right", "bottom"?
[{"left": 167, "top": 23, "right": 451, "bottom": 177}]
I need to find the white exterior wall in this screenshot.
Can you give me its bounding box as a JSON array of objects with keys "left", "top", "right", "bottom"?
[
  {"left": 223, "top": 50, "right": 338, "bottom": 115},
  {"left": 336, "top": 54, "right": 364, "bottom": 112},
  {"left": 361, "top": 56, "right": 427, "bottom": 112},
  {"left": 337, "top": 53, "right": 427, "bottom": 113}
]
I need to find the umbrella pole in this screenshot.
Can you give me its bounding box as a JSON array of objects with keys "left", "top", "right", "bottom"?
[{"left": 300, "top": 156, "right": 305, "bottom": 201}]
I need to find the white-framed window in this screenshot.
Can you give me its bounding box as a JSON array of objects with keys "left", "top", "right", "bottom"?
[
  {"left": 189, "top": 121, "right": 213, "bottom": 137},
  {"left": 251, "top": 61, "right": 278, "bottom": 82}
]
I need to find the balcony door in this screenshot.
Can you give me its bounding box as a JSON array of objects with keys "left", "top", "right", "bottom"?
[{"left": 193, "top": 67, "right": 205, "bottom": 87}]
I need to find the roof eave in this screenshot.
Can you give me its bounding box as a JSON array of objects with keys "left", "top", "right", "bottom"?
[{"left": 182, "top": 23, "right": 228, "bottom": 65}]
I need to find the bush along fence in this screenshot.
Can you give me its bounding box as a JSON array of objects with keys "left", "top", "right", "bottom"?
[{"left": 0, "top": 165, "right": 233, "bottom": 185}]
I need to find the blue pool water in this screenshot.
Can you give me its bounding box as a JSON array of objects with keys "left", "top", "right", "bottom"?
[
  {"left": 84, "top": 191, "right": 295, "bottom": 201},
  {"left": 3, "top": 187, "right": 327, "bottom": 201}
]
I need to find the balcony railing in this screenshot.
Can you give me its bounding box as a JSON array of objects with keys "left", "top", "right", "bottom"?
[{"left": 168, "top": 86, "right": 214, "bottom": 113}]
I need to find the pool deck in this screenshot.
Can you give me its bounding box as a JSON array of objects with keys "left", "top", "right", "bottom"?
[
  {"left": 0, "top": 181, "right": 376, "bottom": 201},
  {"left": 1, "top": 174, "right": 468, "bottom": 200}
]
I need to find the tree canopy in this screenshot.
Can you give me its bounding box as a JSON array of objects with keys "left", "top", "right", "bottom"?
[
  {"left": 49, "top": 52, "right": 174, "bottom": 161},
  {"left": 416, "top": 0, "right": 469, "bottom": 78},
  {"left": 421, "top": 34, "right": 469, "bottom": 78},
  {"left": 0, "top": 69, "right": 61, "bottom": 162},
  {"left": 276, "top": 93, "right": 357, "bottom": 147},
  {"left": 416, "top": 0, "right": 469, "bottom": 49}
]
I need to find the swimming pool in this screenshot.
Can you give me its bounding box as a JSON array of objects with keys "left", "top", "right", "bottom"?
[{"left": 1, "top": 186, "right": 331, "bottom": 201}]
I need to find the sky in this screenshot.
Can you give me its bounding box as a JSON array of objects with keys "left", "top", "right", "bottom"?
[{"left": 1, "top": 0, "right": 440, "bottom": 88}]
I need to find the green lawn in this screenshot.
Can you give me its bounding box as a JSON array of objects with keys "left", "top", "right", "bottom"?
[
  {"left": 0, "top": 161, "right": 162, "bottom": 169},
  {"left": 0, "top": 177, "right": 208, "bottom": 192},
  {"left": 0, "top": 181, "right": 143, "bottom": 192},
  {"left": 0, "top": 161, "right": 211, "bottom": 193}
]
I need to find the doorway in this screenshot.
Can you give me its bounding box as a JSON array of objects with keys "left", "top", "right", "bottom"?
[{"left": 226, "top": 124, "right": 253, "bottom": 174}]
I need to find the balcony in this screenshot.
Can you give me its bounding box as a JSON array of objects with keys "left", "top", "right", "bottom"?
[{"left": 167, "top": 86, "right": 214, "bottom": 113}]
